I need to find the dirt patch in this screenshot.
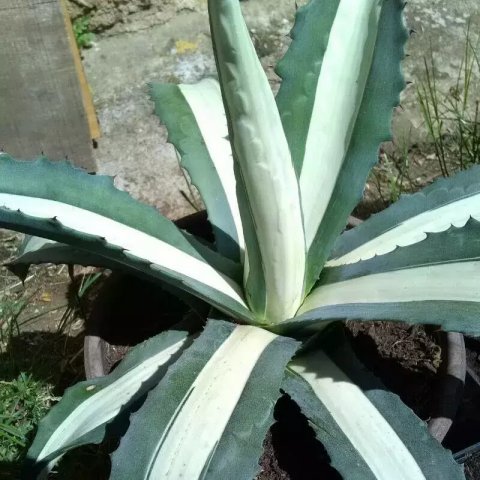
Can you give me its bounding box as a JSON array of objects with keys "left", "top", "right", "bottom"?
[
  {"left": 0, "top": 229, "right": 107, "bottom": 391},
  {"left": 346, "top": 321, "right": 442, "bottom": 420},
  {"left": 0, "top": 231, "right": 76, "bottom": 336},
  {"left": 358, "top": 144, "right": 447, "bottom": 218},
  {"left": 257, "top": 395, "right": 341, "bottom": 480}
]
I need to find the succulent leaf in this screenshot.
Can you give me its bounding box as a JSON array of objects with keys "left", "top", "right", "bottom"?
[
  {"left": 110, "top": 320, "right": 299, "bottom": 479},
  {"left": 283, "top": 219, "right": 480, "bottom": 336},
  {"left": 276, "top": 0, "right": 340, "bottom": 175},
  {"left": 328, "top": 165, "right": 480, "bottom": 267},
  {"left": 24, "top": 330, "right": 191, "bottom": 478},
  {"left": 284, "top": 330, "right": 464, "bottom": 480},
  {"left": 299, "top": 0, "right": 383, "bottom": 248},
  {"left": 208, "top": 0, "right": 306, "bottom": 323},
  {"left": 276, "top": 0, "right": 408, "bottom": 290},
  {"left": 151, "top": 79, "right": 244, "bottom": 261},
  {"left": 0, "top": 155, "right": 252, "bottom": 322}
]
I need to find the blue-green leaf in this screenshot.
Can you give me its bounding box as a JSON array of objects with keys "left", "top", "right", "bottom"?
[
  {"left": 111, "top": 320, "right": 299, "bottom": 479},
  {"left": 24, "top": 329, "right": 191, "bottom": 479},
  {"left": 276, "top": 0, "right": 340, "bottom": 175},
  {"left": 283, "top": 220, "right": 480, "bottom": 336},
  {"left": 284, "top": 330, "right": 464, "bottom": 479},
  {"left": 151, "top": 79, "right": 244, "bottom": 262},
  {"left": 208, "top": 0, "right": 306, "bottom": 324},
  {"left": 0, "top": 154, "right": 252, "bottom": 323},
  {"left": 328, "top": 165, "right": 480, "bottom": 268},
  {"left": 281, "top": 0, "right": 408, "bottom": 290}
]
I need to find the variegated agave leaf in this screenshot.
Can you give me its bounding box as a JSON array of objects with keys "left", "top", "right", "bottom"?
[
  {"left": 284, "top": 167, "right": 480, "bottom": 338},
  {"left": 208, "top": 0, "right": 306, "bottom": 324},
  {"left": 283, "top": 328, "right": 463, "bottom": 480},
  {"left": 110, "top": 320, "right": 299, "bottom": 479},
  {"left": 24, "top": 329, "right": 191, "bottom": 478},
  {"left": 277, "top": 0, "right": 408, "bottom": 291},
  {"left": 0, "top": 154, "right": 252, "bottom": 323}
]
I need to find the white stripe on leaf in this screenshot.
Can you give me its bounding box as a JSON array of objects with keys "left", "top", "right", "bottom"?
[
  {"left": 291, "top": 351, "right": 425, "bottom": 480},
  {"left": 299, "top": 262, "right": 480, "bottom": 315},
  {"left": 178, "top": 80, "right": 245, "bottom": 254},
  {"left": 209, "top": 0, "right": 306, "bottom": 322},
  {"left": 0, "top": 194, "right": 246, "bottom": 308},
  {"left": 37, "top": 339, "right": 187, "bottom": 464},
  {"left": 147, "top": 325, "right": 277, "bottom": 478},
  {"left": 327, "top": 193, "right": 480, "bottom": 267},
  {"left": 300, "top": 0, "right": 382, "bottom": 248}
]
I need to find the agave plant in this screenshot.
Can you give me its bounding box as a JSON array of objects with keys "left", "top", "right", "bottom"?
[{"left": 2, "top": 0, "right": 475, "bottom": 478}]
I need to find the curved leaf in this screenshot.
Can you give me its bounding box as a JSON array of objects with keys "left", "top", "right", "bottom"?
[
  {"left": 283, "top": 333, "right": 463, "bottom": 479},
  {"left": 285, "top": 220, "right": 480, "bottom": 336},
  {"left": 323, "top": 218, "right": 480, "bottom": 283},
  {"left": 24, "top": 329, "right": 191, "bottom": 479},
  {"left": 328, "top": 165, "right": 480, "bottom": 267},
  {"left": 299, "top": 0, "right": 384, "bottom": 248},
  {"left": 0, "top": 155, "right": 252, "bottom": 323},
  {"left": 7, "top": 236, "right": 104, "bottom": 282},
  {"left": 111, "top": 320, "right": 299, "bottom": 479},
  {"left": 7, "top": 235, "right": 210, "bottom": 316},
  {"left": 275, "top": 0, "right": 340, "bottom": 175},
  {"left": 299, "top": 0, "right": 408, "bottom": 289},
  {"left": 151, "top": 79, "right": 244, "bottom": 261}
]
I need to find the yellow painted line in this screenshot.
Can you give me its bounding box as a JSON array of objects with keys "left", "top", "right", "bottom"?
[{"left": 60, "top": 0, "right": 101, "bottom": 142}]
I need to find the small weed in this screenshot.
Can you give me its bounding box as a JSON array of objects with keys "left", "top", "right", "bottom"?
[
  {"left": 417, "top": 23, "right": 480, "bottom": 176},
  {"left": 370, "top": 134, "right": 417, "bottom": 209},
  {"left": 0, "top": 373, "right": 57, "bottom": 464},
  {"left": 73, "top": 16, "right": 95, "bottom": 49},
  {"left": 367, "top": 24, "right": 480, "bottom": 213},
  {"left": 0, "top": 255, "right": 104, "bottom": 476},
  {"left": 0, "top": 297, "right": 27, "bottom": 353}
]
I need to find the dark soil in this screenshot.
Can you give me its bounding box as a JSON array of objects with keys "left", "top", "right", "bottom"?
[
  {"left": 86, "top": 273, "right": 192, "bottom": 374},
  {"left": 104, "top": 343, "right": 130, "bottom": 374},
  {"left": 465, "top": 456, "right": 480, "bottom": 480},
  {"left": 345, "top": 321, "right": 442, "bottom": 420},
  {"left": 257, "top": 396, "right": 341, "bottom": 480}
]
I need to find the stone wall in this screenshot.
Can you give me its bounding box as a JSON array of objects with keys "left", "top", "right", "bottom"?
[{"left": 66, "top": 0, "right": 207, "bottom": 34}]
